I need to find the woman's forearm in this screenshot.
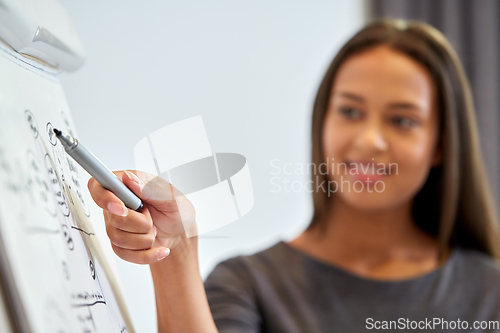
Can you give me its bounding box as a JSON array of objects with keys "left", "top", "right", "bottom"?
[{"left": 149, "top": 236, "right": 218, "bottom": 333}]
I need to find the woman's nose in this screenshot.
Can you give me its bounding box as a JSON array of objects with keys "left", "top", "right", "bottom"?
[{"left": 353, "top": 120, "right": 388, "bottom": 154}]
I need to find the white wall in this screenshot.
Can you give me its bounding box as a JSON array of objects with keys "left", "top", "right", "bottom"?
[{"left": 58, "top": 1, "right": 364, "bottom": 332}]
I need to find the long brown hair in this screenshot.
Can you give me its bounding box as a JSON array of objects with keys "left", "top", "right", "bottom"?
[{"left": 308, "top": 18, "right": 500, "bottom": 260}]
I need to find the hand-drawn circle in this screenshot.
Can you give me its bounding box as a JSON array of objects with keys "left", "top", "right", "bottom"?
[
  {"left": 26, "top": 149, "right": 57, "bottom": 217},
  {"left": 61, "top": 225, "right": 74, "bottom": 251},
  {"left": 90, "top": 260, "right": 96, "bottom": 280},
  {"left": 45, "top": 153, "right": 70, "bottom": 216},
  {"left": 24, "top": 110, "right": 38, "bottom": 138},
  {"left": 66, "top": 156, "right": 90, "bottom": 217},
  {"left": 46, "top": 122, "right": 57, "bottom": 146}
]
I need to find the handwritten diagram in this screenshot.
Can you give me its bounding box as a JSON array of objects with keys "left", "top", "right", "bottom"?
[{"left": 0, "top": 41, "right": 129, "bottom": 332}]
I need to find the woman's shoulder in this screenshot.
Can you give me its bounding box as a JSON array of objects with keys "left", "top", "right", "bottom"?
[
  {"left": 453, "top": 247, "right": 500, "bottom": 287},
  {"left": 213, "top": 240, "right": 293, "bottom": 269},
  {"left": 204, "top": 240, "right": 296, "bottom": 284},
  {"left": 455, "top": 247, "right": 500, "bottom": 270},
  {"left": 207, "top": 244, "right": 500, "bottom": 281}
]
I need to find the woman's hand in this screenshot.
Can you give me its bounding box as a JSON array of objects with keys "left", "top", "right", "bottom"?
[
  {"left": 89, "top": 171, "right": 218, "bottom": 332},
  {"left": 87, "top": 170, "right": 197, "bottom": 265}
]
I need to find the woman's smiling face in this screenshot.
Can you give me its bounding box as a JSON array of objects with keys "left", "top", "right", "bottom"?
[{"left": 322, "top": 45, "right": 441, "bottom": 210}]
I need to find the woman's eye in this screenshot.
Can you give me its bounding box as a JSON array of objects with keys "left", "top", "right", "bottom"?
[
  {"left": 392, "top": 116, "right": 416, "bottom": 128},
  {"left": 339, "top": 107, "right": 361, "bottom": 119}
]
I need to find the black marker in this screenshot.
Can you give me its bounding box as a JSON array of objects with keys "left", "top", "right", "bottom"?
[{"left": 53, "top": 129, "right": 143, "bottom": 212}]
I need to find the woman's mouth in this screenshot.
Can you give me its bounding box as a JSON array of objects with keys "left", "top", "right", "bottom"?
[{"left": 345, "top": 160, "right": 391, "bottom": 182}]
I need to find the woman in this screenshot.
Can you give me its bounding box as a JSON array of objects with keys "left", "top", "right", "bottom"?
[{"left": 89, "top": 19, "right": 500, "bottom": 332}]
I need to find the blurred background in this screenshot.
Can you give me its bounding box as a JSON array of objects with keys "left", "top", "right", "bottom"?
[{"left": 57, "top": 1, "right": 499, "bottom": 332}]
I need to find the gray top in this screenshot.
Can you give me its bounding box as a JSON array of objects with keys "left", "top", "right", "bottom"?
[{"left": 204, "top": 241, "right": 500, "bottom": 332}]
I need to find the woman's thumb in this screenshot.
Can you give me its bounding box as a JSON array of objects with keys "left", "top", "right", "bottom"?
[{"left": 123, "top": 170, "right": 178, "bottom": 210}]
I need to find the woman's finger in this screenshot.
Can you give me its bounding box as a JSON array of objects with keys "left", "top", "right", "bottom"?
[
  {"left": 107, "top": 207, "right": 153, "bottom": 234},
  {"left": 106, "top": 223, "right": 156, "bottom": 250},
  {"left": 111, "top": 244, "right": 170, "bottom": 265},
  {"left": 87, "top": 177, "right": 128, "bottom": 217}
]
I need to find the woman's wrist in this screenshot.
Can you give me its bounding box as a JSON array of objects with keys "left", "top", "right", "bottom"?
[
  {"left": 148, "top": 235, "right": 218, "bottom": 333},
  {"left": 150, "top": 235, "right": 199, "bottom": 275}
]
